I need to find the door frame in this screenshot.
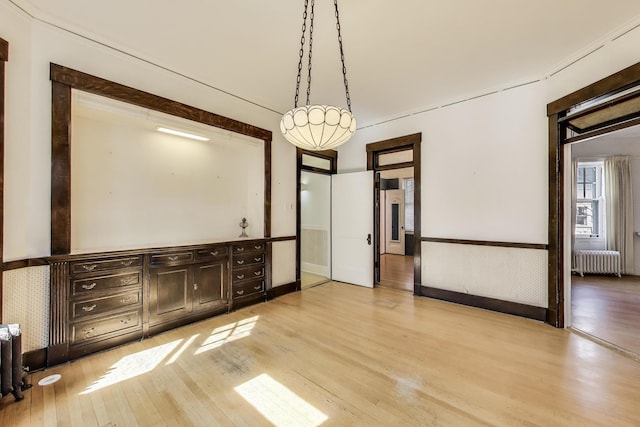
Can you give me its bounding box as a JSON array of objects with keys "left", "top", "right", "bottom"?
[
  {"left": 296, "top": 148, "right": 338, "bottom": 289},
  {"left": 366, "top": 133, "right": 422, "bottom": 295},
  {"left": 547, "top": 61, "right": 640, "bottom": 327}
]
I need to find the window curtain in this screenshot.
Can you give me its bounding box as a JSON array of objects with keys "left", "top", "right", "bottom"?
[
  {"left": 571, "top": 159, "right": 578, "bottom": 271},
  {"left": 605, "top": 156, "right": 634, "bottom": 274}
]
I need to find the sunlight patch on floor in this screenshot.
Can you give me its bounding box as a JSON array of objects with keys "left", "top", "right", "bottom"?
[
  {"left": 80, "top": 339, "right": 183, "bottom": 395},
  {"left": 235, "top": 373, "right": 328, "bottom": 427},
  {"left": 194, "top": 315, "right": 259, "bottom": 355}
]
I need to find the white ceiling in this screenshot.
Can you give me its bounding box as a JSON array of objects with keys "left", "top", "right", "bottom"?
[{"left": 11, "top": 0, "right": 640, "bottom": 127}]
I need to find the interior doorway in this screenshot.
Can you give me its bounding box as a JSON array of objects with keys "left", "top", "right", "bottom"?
[
  {"left": 378, "top": 168, "right": 415, "bottom": 292},
  {"left": 366, "top": 133, "right": 422, "bottom": 295},
  {"left": 296, "top": 149, "right": 337, "bottom": 290}
]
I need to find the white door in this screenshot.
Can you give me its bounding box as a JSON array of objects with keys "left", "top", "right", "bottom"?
[
  {"left": 332, "top": 171, "right": 374, "bottom": 287},
  {"left": 385, "top": 189, "right": 405, "bottom": 255}
]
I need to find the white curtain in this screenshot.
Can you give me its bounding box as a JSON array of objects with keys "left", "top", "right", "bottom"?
[
  {"left": 571, "top": 159, "right": 578, "bottom": 271},
  {"left": 605, "top": 156, "right": 634, "bottom": 274}
]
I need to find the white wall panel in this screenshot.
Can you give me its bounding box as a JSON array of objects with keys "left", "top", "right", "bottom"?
[
  {"left": 422, "top": 242, "right": 548, "bottom": 307},
  {"left": 271, "top": 240, "right": 296, "bottom": 287}
]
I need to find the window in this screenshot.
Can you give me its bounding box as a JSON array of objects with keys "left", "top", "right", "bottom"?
[
  {"left": 575, "top": 161, "right": 604, "bottom": 237},
  {"left": 403, "top": 178, "right": 414, "bottom": 232}
]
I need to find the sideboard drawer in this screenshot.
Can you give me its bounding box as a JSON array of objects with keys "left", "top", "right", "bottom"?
[
  {"left": 70, "top": 290, "right": 142, "bottom": 320},
  {"left": 196, "top": 246, "right": 229, "bottom": 260},
  {"left": 150, "top": 251, "right": 195, "bottom": 267},
  {"left": 232, "top": 252, "right": 265, "bottom": 269},
  {"left": 71, "top": 271, "right": 142, "bottom": 296},
  {"left": 232, "top": 279, "right": 265, "bottom": 299},
  {"left": 232, "top": 242, "right": 265, "bottom": 255},
  {"left": 70, "top": 310, "right": 142, "bottom": 345},
  {"left": 70, "top": 256, "right": 142, "bottom": 275},
  {"left": 232, "top": 265, "right": 264, "bottom": 283}
]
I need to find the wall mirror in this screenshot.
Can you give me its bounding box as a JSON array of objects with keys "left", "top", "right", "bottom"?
[
  {"left": 50, "top": 63, "right": 272, "bottom": 255},
  {"left": 71, "top": 91, "right": 265, "bottom": 253}
]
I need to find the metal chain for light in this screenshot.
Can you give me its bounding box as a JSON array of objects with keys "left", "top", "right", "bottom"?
[
  {"left": 292, "top": 0, "right": 352, "bottom": 111},
  {"left": 293, "top": 0, "right": 309, "bottom": 108},
  {"left": 334, "top": 0, "right": 352, "bottom": 112}
]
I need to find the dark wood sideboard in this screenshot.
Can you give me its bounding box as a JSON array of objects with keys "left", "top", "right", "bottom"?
[{"left": 47, "top": 238, "right": 268, "bottom": 366}]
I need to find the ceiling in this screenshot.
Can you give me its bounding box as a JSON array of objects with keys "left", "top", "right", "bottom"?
[{"left": 10, "top": 0, "right": 640, "bottom": 127}]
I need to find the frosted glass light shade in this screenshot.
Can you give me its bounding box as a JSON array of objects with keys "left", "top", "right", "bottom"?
[{"left": 280, "top": 105, "right": 356, "bottom": 151}]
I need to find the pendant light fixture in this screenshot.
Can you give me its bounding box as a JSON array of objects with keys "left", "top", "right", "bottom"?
[{"left": 280, "top": 0, "right": 356, "bottom": 151}]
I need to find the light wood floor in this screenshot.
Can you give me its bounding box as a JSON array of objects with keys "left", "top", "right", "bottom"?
[
  {"left": 300, "top": 271, "right": 329, "bottom": 290},
  {"left": 379, "top": 254, "right": 413, "bottom": 292},
  {"left": 572, "top": 274, "right": 640, "bottom": 355},
  {"left": 3, "top": 282, "right": 640, "bottom": 426}
]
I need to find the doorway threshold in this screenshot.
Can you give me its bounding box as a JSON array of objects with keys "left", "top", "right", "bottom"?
[{"left": 569, "top": 327, "right": 640, "bottom": 364}]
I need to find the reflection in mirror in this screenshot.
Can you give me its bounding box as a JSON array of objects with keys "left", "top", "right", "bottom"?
[
  {"left": 71, "top": 91, "right": 265, "bottom": 253},
  {"left": 300, "top": 171, "right": 331, "bottom": 289}
]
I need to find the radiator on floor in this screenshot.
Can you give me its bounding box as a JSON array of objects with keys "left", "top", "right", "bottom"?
[
  {"left": 0, "top": 324, "right": 26, "bottom": 401},
  {"left": 573, "top": 250, "right": 622, "bottom": 277}
]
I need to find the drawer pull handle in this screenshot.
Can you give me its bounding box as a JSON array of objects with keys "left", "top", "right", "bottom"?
[
  {"left": 121, "top": 260, "right": 134, "bottom": 267},
  {"left": 237, "top": 260, "right": 245, "bottom": 265},
  {"left": 82, "top": 283, "right": 97, "bottom": 290},
  {"left": 82, "top": 327, "right": 95, "bottom": 337},
  {"left": 236, "top": 274, "right": 245, "bottom": 280},
  {"left": 254, "top": 245, "right": 262, "bottom": 250},
  {"left": 120, "top": 297, "right": 133, "bottom": 304},
  {"left": 82, "top": 304, "right": 96, "bottom": 312},
  {"left": 168, "top": 255, "right": 179, "bottom": 261},
  {"left": 236, "top": 290, "right": 245, "bottom": 296},
  {"left": 120, "top": 318, "right": 132, "bottom": 325},
  {"left": 82, "top": 264, "right": 97, "bottom": 272},
  {"left": 210, "top": 250, "right": 219, "bottom": 256},
  {"left": 120, "top": 276, "right": 136, "bottom": 285},
  {"left": 254, "top": 271, "right": 262, "bottom": 276},
  {"left": 254, "top": 285, "right": 262, "bottom": 291},
  {"left": 254, "top": 257, "right": 262, "bottom": 262},
  {"left": 237, "top": 247, "right": 245, "bottom": 252},
  {"left": 194, "top": 283, "right": 199, "bottom": 290}
]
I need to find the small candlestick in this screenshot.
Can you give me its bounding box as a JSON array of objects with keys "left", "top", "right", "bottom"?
[{"left": 239, "top": 218, "right": 248, "bottom": 238}]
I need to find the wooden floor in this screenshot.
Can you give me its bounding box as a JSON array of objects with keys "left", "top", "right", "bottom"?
[
  {"left": 572, "top": 274, "right": 640, "bottom": 356},
  {"left": 379, "top": 254, "right": 413, "bottom": 292},
  {"left": 3, "top": 282, "right": 640, "bottom": 426}
]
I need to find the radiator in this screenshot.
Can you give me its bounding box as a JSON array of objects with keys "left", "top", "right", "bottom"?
[
  {"left": 0, "top": 324, "right": 26, "bottom": 401},
  {"left": 574, "top": 250, "right": 622, "bottom": 277}
]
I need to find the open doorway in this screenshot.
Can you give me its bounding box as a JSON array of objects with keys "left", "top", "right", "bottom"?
[
  {"left": 569, "top": 124, "right": 640, "bottom": 355},
  {"left": 378, "top": 168, "right": 414, "bottom": 292},
  {"left": 296, "top": 149, "right": 337, "bottom": 290}
]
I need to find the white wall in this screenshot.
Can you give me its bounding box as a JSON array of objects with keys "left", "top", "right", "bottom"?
[
  {"left": 0, "top": 2, "right": 297, "bottom": 341},
  {"left": 338, "top": 21, "right": 640, "bottom": 309}
]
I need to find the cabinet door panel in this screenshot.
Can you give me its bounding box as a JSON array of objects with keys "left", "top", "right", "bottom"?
[
  {"left": 194, "top": 261, "right": 228, "bottom": 310},
  {"left": 149, "top": 267, "right": 192, "bottom": 324}
]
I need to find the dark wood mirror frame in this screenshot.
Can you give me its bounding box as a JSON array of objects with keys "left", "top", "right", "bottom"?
[
  {"left": 547, "top": 61, "right": 640, "bottom": 327},
  {"left": 0, "top": 38, "right": 8, "bottom": 321},
  {"left": 49, "top": 63, "right": 272, "bottom": 256}
]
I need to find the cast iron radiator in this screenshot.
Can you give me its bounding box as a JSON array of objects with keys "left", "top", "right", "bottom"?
[{"left": 0, "top": 324, "right": 28, "bottom": 401}]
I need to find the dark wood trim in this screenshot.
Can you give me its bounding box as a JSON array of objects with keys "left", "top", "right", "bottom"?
[
  {"left": 547, "top": 62, "right": 640, "bottom": 115},
  {"left": 50, "top": 64, "right": 272, "bottom": 256},
  {"left": 50, "top": 64, "right": 271, "bottom": 141},
  {"left": 0, "top": 38, "right": 7, "bottom": 62},
  {"left": 0, "top": 37, "right": 7, "bottom": 322},
  {"left": 296, "top": 148, "right": 338, "bottom": 286},
  {"left": 268, "top": 236, "right": 296, "bottom": 242},
  {"left": 267, "top": 281, "right": 298, "bottom": 300},
  {"left": 375, "top": 161, "right": 414, "bottom": 171},
  {"left": 421, "top": 286, "right": 547, "bottom": 321},
  {"left": 23, "top": 348, "right": 47, "bottom": 372},
  {"left": 564, "top": 116, "right": 640, "bottom": 145},
  {"left": 547, "top": 61, "right": 640, "bottom": 328},
  {"left": 50, "top": 81, "right": 72, "bottom": 255},
  {"left": 366, "top": 133, "right": 422, "bottom": 294},
  {"left": 2, "top": 258, "right": 49, "bottom": 271},
  {"left": 421, "top": 237, "right": 548, "bottom": 251}
]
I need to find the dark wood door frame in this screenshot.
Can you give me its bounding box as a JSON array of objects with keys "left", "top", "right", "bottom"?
[
  {"left": 547, "top": 61, "right": 640, "bottom": 327},
  {"left": 295, "top": 148, "right": 337, "bottom": 288},
  {"left": 0, "top": 37, "right": 8, "bottom": 321},
  {"left": 366, "top": 133, "right": 422, "bottom": 295}
]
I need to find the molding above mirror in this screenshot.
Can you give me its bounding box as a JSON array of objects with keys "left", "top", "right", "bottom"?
[{"left": 50, "top": 63, "right": 272, "bottom": 255}]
